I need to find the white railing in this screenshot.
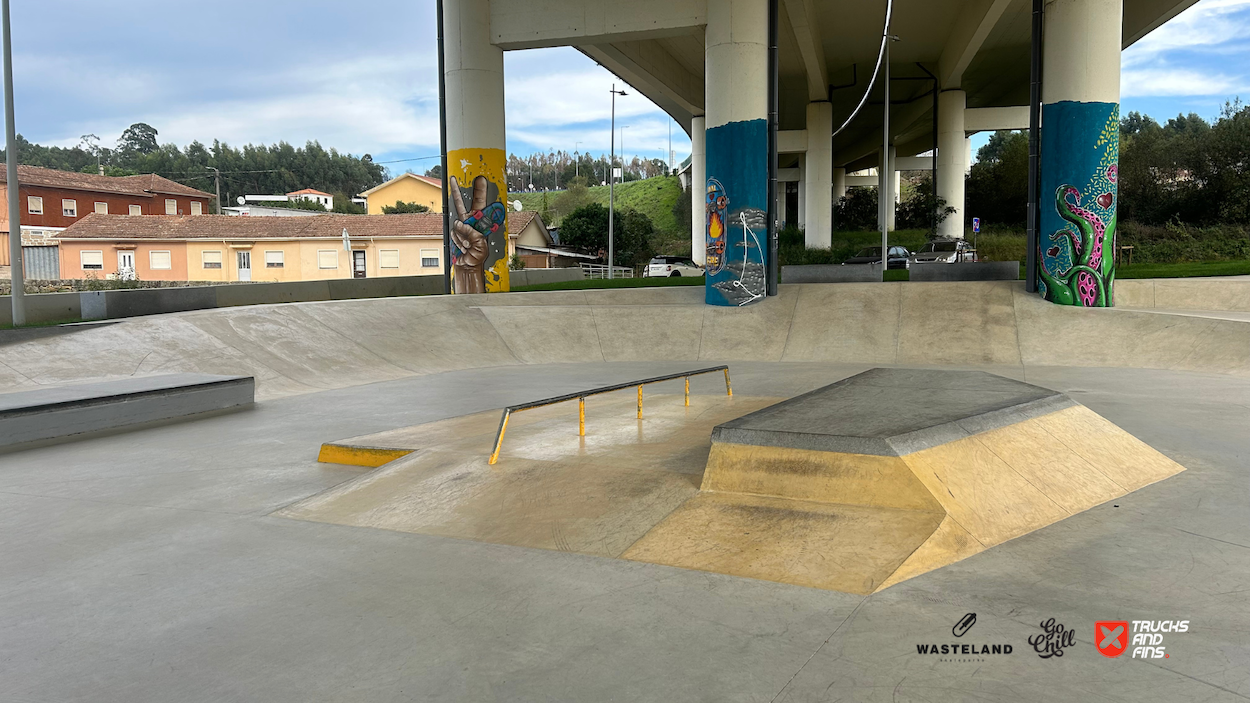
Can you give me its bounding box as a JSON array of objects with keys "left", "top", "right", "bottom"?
[{"left": 580, "top": 263, "right": 635, "bottom": 279}]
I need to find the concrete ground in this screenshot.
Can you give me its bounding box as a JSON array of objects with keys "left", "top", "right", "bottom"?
[{"left": 1, "top": 360, "right": 1247, "bottom": 702}]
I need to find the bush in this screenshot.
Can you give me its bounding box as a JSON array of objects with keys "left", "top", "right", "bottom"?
[
  {"left": 834, "top": 187, "right": 878, "bottom": 231},
  {"left": 381, "top": 200, "right": 430, "bottom": 214},
  {"left": 560, "top": 202, "right": 656, "bottom": 267}
]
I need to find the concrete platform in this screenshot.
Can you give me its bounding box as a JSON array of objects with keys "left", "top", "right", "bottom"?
[
  {"left": 0, "top": 362, "right": 1246, "bottom": 702},
  {"left": 626, "top": 369, "right": 1186, "bottom": 594},
  {"left": 0, "top": 373, "right": 253, "bottom": 450}
]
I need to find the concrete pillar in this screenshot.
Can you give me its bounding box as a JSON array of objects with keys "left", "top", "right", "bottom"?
[
  {"left": 703, "top": 0, "right": 769, "bottom": 306},
  {"left": 936, "top": 89, "right": 966, "bottom": 239},
  {"left": 833, "top": 167, "right": 846, "bottom": 201},
  {"left": 444, "top": 0, "right": 510, "bottom": 293},
  {"left": 804, "top": 101, "right": 833, "bottom": 248},
  {"left": 1038, "top": 0, "right": 1122, "bottom": 307},
  {"left": 691, "top": 115, "right": 706, "bottom": 264}
]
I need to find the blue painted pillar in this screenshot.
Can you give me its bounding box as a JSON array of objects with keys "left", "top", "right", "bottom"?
[
  {"left": 1037, "top": 0, "right": 1122, "bottom": 307},
  {"left": 703, "top": 0, "right": 769, "bottom": 307}
]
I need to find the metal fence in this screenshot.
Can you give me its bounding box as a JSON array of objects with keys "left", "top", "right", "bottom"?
[
  {"left": 579, "top": 263, "right": 635, "bottom": 279},
  {"left": 22, "top": 246, "right": 60, "bottom": 280}
]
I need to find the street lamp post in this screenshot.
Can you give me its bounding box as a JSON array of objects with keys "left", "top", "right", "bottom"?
[
  {"left": 3, "top": 0, "right": 24, "bottom": 326},
  {"left": 608, "top": 85, "right": 627, "bottom": 279},
  {"left": 574, "top": 141, "right": 582, "bottom": 179}
]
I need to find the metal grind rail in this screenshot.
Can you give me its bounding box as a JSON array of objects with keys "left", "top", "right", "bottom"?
[{"left": 488, "top": 365, "right": 732, "bottom": 465}]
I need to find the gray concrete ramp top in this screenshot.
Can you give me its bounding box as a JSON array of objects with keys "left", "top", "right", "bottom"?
[{"left": 711, "top": 368, "right": 1075, "bottom": 456}]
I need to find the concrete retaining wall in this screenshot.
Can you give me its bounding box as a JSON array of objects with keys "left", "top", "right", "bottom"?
[
  {"left": 2, "top": 280, "right": 1248, "bottom": 402},
  {"left": 509, "top": 268, "right": 584, "bottom": 287},
  {"left": 909, "top": 262, "right": 1020, "bottom": 281},
  {"left": 782, "top": 265, "right": 882, "bottom": 283},
  {"left": 1, "top": 275, "right": 446, "bottom": 326}
]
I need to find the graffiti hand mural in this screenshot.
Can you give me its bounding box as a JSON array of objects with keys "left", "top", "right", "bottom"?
[
  {"left": 1038, "top": 183, "right": 1117, "bottom": 307},
  {"left": 449, "top": 174, "right": 505, "bottom": 295}
]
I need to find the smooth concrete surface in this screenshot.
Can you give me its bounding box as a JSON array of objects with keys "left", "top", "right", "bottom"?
[
  {"left": 282, "top": 393, "right": 781, "bottom": 558},
  {"left": 711, "top": 368, "right": 1072, "bottom": 456},
  {"left": 507, "top": 267, "right": 584, "bottom": 288},
  {"left": 0, "top": 373, "right": 253, "bottom": 449},
  {"left": 0, "top": 275, "right": 446, "bottom": 326},
  {"left": 3, "top": 281, "right": 1250, "bottom": 403},
  {"left": 781, "top": 264, "right": 882, "bottom": 283},
  {"left": 0, "top": 362, "right": 1246, "bottom": 702},
  {"left": 910, "top": 261, "right": 1020, "bottom": 281}
]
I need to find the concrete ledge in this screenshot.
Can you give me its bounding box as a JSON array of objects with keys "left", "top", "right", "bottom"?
[
  {"left": 782, "top": 264, "right": 882, "bottom": 283},
  {"left": 909, "top": 262, "right": 1020, "bottom": 281},
  {"left": 0, "top": 373, "right": 254, "bottom": 450},
  {"left": 510, "top": 268, "right": 585, "bottom": 287}
]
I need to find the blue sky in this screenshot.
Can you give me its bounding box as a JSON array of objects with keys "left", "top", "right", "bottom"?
[{"left": 8, "top": 0, "right": 1249, "bottom": 174}]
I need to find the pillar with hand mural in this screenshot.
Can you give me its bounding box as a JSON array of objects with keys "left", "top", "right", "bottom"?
[
  {"left": 1037, "top": 0, "right": 1121, "bottom": 307},
  {"left": 443, "top": 0, "right": 509, "bottom": 293},
  {"left": 703, "top": 0, "right": 769, "bottom": 307}
]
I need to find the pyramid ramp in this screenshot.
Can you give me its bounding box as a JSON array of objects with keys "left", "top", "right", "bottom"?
[{"left": 622, "top": 369, "right": 1185, "bottom": 593}]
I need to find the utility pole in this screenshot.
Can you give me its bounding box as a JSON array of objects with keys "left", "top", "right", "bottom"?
[
  {"left": 3, "top": 0, "right": 24, "bottom": 326},
  {"left": 208, "top": 167, "right": 222, "bottom": 214},
  {"left": 575, "top": 141, "right": 582, "bottom": 179},
  {"left": 609, "top": 85, "right": 627, "bottom": 279}
]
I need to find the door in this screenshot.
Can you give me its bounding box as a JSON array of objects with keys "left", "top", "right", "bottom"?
[
  {"left": 117, "top": 250, "right": 135, "bottom": 279},
  {"left": 237, "top": 251, "right": 251, "bottom": 281},
  {"left": 352, "top": 250, "right": 366, "bottom": 279}
]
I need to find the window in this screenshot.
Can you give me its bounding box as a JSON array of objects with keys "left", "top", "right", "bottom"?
[
  {"left": 317, "top": 250, "right": 338, "bottom": 269},
  {"left": 265, "top": 250, "right": 284, "bottom": 268},
  {"left": 62, "top": 199, "right": 77, "bottom": 217},
  {"left": 202, "top": 250, "right": 222, "bottom": 269},
  {"left": 420, "top": 249, "right": 439, "bottom": 268},
  {"left": 191, "top": 201, "right": 203, "bottom": 216},
  {"left": 81, "top": 250, "right": 104, "bottom": 270},
  {"left": 165, "top": 198, "right": 177, "bottom": 215},
  {"left": 380, "top": 249, "right": 400, "bottom": 269},
  {"left": 27, "top": 196, "right": 42, "bottom": 214},
  {"left": 129, "top": 204, "right": 142, "bottom": 216},
  {"left": 150, "top": 250, "right": 172, "bottom": 270},
  {"left": 95, "top": 202, "right": 108, "bottom": 215}
]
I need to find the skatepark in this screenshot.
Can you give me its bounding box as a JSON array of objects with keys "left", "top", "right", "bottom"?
[{"left": 1, "top": 277, "right": 1249, "bottom": 701}]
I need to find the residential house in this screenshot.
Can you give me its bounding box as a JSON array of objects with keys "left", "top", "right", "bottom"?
[
  {"left": 55, "top": 211, "right": 553, "bottom": 283},
  {"left": 0, "top": 165, "right": 213, "bottom": 275},
  {"left": 287, "top": 188, "right": 333, "bottom": 210},
  {"left": 358, "top": 173, "right": 443, "bottom": 214},
  {"left": 509, "top": 212, "right": 594, "bottom": 268}
]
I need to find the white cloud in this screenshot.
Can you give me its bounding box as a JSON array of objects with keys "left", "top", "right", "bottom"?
[
  {"left": 1126, "top": 0, "right": 1250, "bottom": 62},
  {"left": 1122, "top": 68, "right": 1245, "bottom": 97}
]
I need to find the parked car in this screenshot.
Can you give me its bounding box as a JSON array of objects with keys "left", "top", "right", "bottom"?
[
  {"left": 842, "top": 246, "right": 912, "bottom": 270},
  {"left": 645, "top": 256, "right": 703, "bottom": 277},
  {"left": 910, "top": 239, "right": 977, "bottom": 264}
]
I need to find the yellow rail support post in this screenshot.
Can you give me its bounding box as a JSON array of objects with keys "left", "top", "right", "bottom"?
[
  {"left": 488, "top": 409, "right": 511, "bottom": 465},
  {"left": 487, "top": 365, "right": 729, "bottom": 464}
]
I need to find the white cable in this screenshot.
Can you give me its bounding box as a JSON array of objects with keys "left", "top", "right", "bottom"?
[{"left": 832, "top": 0, "right": 894, "bottom": 138}]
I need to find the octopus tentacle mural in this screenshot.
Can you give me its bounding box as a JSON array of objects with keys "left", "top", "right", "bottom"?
[
  {"left": 1037, "top": 101, "right": 1119, "bottom": 307},
  {"left": 1038, "top": 184, "right": 1117, "bottom": 307}
]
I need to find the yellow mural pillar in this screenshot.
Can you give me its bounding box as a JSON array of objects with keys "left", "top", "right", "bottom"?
[{"left": 443, "top": 0, "right": 509, "bottom": 293}]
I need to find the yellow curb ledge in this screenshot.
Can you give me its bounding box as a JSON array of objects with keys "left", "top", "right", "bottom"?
[{"left": 317, "top": 443, "right": 414, "bottom": 468}]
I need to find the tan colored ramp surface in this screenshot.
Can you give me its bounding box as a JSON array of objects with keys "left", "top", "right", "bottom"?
[
  {"left": 282, "top": 369, "right": 1185, "bottom": 595},
  {"left": 277, "top": 393, "right": 780, "bottom": 558}
]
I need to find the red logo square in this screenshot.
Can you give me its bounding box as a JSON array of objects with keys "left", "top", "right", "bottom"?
[{"left": 1096, "top": 621, "right": 1129, "bottom": 658}]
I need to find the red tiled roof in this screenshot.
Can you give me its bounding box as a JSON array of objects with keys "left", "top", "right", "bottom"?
[
  {"left": 0, "top": 165, "right": 212, "bottom": 198},
  {"left": 287, "top": 188, "right": 332, "bottom": 196},
  {"left": 56, "top": 212, "right": 542, "bottom": 240}
]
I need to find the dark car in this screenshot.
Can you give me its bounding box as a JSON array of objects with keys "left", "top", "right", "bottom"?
[{"left": 842, "top": 245, "right": 912, "bottom": 269}]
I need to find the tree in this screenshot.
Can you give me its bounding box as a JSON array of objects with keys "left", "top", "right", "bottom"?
[
  {"left": 332, "top": 198, "right": 366, "bottom": 214},
  {"left": 834, "top": 187, "right": 878, "bottom": 231},
  {"left": 425, "top": 164, "right": 442, "bottom": 179},
  {"left": 896, "top": 175, "right": 956, "bottom": 231},
  {"left": 965, "top": 130, "right": 1029, "bottom": 226},
  {"left": 117, "top": 123, "right": 159, "bottom": 157},
  {"left": 381, "top": 200, "right": 431, "bottom": 214},
  {"left": 552, "top": 176, "right": 592, "bottom": 223},
  {"left": 560, "top": 202, "right": 655, "bottom": 266}
]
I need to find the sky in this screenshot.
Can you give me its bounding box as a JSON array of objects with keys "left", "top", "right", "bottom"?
[{"left": 7, "top": 0, "right": 1250, "bottom": 175}]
